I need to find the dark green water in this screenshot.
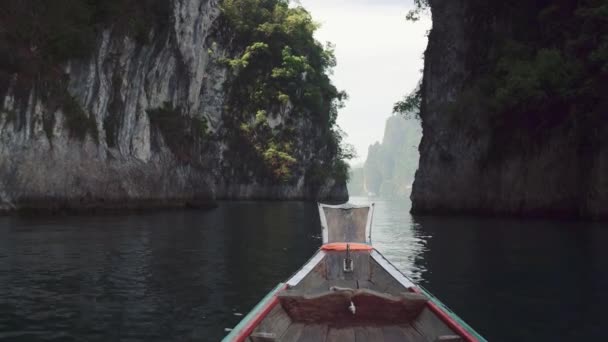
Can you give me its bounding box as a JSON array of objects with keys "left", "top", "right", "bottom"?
[{"left": 1, "top": 198, "right": 607, "bottom": 341}]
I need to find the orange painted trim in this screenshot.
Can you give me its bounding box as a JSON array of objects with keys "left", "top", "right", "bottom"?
[{"left": 321, "top": 243, "right": 373, "bottom": 251}]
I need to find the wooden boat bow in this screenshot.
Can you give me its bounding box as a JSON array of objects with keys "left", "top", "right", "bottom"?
[{"left": 223, "top": 203, "right": 487, "bottom": 342}]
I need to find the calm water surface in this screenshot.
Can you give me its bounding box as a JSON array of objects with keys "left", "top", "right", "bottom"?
[{"left": 1, "top": 198, "right": 608, "bottom": 341}]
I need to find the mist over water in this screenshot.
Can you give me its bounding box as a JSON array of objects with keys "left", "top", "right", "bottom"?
[{"left": 1, "top": 200, "right": 607, "bottom": 341}]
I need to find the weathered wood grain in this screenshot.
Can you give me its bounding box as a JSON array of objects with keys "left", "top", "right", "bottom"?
[
  {"left": 297, "top": 324, "right": 329, "bottom": 342},
  {"left": 368, "top": 258, "right": 408, "bottom": 294},
  {"left": 354, "top": 326, "right": 384, "bottom": 341},
  {"left": 278, "top": 289, "right": 427, "bottom": 326},
  {"left": 413, "top": 308, "right": 456, "bottom": 341},
  {"left": 326, "top": 327, "right": 356, "bottom": 342},
  {"left": 355, "top": 280, "right": 375, "bottom": 290},
  {"left": 382, "top": 326, "right": 407, "bottom": 342},
  {"left": 325, "top": 251, "right": 371, "bottom": 282},
  {"left": 252, "top": 305, "right": 292, "bottom": 339},
  {"left": 328, "top": 279, "right": 357, "bottom": 289},
  {"left": 400, "top": 324, "right": 428, "bottom": 342},
  {"left": 281, "top": 323, "right": 305, "bottom": 342},
  {"left": 323, "top": 207, "right": 369, "bottom": 243},
  {"left": 288, "top": 258, "right": 327, "bottom": 294},
  {"left": 250, "top": 332, "right": 276, "bottom": 342}
]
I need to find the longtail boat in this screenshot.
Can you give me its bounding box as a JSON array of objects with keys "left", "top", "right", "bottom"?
[{"left": 223, "top": 203, "right": 486, "bottom": 342}]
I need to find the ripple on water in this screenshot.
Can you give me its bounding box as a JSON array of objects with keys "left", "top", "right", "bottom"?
[{"left": 2, "top": 200, "right": 606, "bottom": 341}]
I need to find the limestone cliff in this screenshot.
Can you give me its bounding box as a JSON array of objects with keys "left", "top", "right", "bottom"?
[
  {"left": 0, "top": 0, "right": 348, "bottom": 212},
  {"left": 349, "top": 115, "right": 420, "bottom": 198},
  {"left": 412, "top": 0, "right": 608, "bottom": 218}
]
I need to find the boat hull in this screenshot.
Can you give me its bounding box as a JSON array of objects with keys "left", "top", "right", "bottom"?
[
  {"left": 223, "top": 248, "right": 486, "bottom": 342},
  {"left": 223, "top": 203, "right": 486, "bottom": 341}
]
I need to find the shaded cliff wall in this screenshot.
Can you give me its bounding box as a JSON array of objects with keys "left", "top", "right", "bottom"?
[
  {"left": 0, "top": 0, "right": 348, "bottom": 211},
  {"left": 412, "top": 0, "right": 608, "bottom": 218}
]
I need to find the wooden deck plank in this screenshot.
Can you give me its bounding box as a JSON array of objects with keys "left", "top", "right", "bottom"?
[
  {"left": 354, "top": 327, "right": 384, "bottom": 342},
  {"left": 382, "top": 326, "right": 407, "bottom": 342},
  {"left": 296, "top": 324, "right": 328, "bottom": 342},
  {"left": 325, "top": 251, "right": 371, "bottom": 282},
  {"left": 281, "top": 323, "right": 305, "bottom": 342},
  {"left": 326, "top": 327, "right": 355, "bottom": 342},
  {"left": 400, "top": 324, "right": 428, "bottom": 342},
  {"left": 356, "top": 279, "right": 391, "bottom": 294},
  {"left": 370, "top": 251, "right": 415, "bottom": 289},
  {"left": 413, "top": 308, "right": 456, "bottom": 341},
  {"left": 325, "top": 252, "right": 346, "bottom": 281},
  {"left": 368, "top": 258, "right": 408, "bottom": 294},
  {"left": 250, "top": 332, "right": 276, "bottom": 342},
  {"left": 328, "top": 279, "right": 357, "bottom": 290},
  {"left": 252, "top": 305, "right": 292, "bottom": 339},
  {"left": 281, "top": 284, "right": 328, "bottom": 298},
  {"left": 289, "top": 259, "right": 327, "bottom": 293}
]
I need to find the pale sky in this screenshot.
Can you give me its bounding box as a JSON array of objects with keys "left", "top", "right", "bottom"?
[{"left": 298, "top": 0, "right": 432, "bottom": 165}]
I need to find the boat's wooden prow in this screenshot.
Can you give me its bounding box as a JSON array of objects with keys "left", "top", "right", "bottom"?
[{"left": 223, "top": 202, "right": 487, "bottom": 342}]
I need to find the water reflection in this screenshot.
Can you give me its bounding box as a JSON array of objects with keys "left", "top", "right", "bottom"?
[
  {"left": 0, "top": 203, "right": 320, "bottom": 341},
  {"left": 349, "top": 197, "right": 427, "bottom": 282},
  {"left": 412, "top": 215, "right": 608, "bottom": 341},
  {"left": 1, "top": 200, "right": 608, "bottom": 341}
]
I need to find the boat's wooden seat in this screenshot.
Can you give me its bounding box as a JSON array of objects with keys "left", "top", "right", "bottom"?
[{"left": 277, "top": 288, "right": 428, "bottom": 326}]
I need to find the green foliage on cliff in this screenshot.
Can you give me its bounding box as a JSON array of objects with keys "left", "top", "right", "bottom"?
[
  {"left": 491, "top": 1, "right": 607, "bottom": 117},
  {"left": 393, "top": 82, "right": 421, "bottom": 120},
  {"left": 238, "top": 110, "right": 298, "bottom": 181},
  {"left": 406, "top": 0, "right": 430, "bottom": 22},
  {"left": 220, "top": 0, "right": 345, "bottom": 119},
  {"left": 219, "top": 0, "right": 349, "bottom": 183},
  {"left": 441, "top": 1, "right": 608, "bottom": 150},
  {"left": 330, "top": 127, "right": 356, "bottom": 182},
  {"left": 0, "top": 0, "right": 169, "bottom": 70},
  {"left": 263, "top": 145, "right": 297, "bottom": 181},
  {"left": 1, "top": 0, "right": 352, "bottom": 190}
]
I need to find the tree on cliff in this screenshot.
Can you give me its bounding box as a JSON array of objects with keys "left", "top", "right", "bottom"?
[
  {"left": 403, "top": 0, "right": 608, "bottom": 154},
  {"left": 393, "top": 82, "right": 421, "bottom": 120},
  {"left": 447, "top": 1, "right": 608, "bottom": 153},
  {"left": 220, "top": 0, "right": 352, "bottom": 184},
  {"left": 406, "top": 0, "right": 430, "bottom": 22}
]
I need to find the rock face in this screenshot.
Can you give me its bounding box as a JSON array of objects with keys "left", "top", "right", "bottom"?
[
  {"left": 412, "top": 0, "right": 608, "bottom": 218},
  {"left": 0, "top": 0, "right": 347, "bottom": 212},
  {"left": 348, "top": 115, "right": 421, "bottom": 198}
]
